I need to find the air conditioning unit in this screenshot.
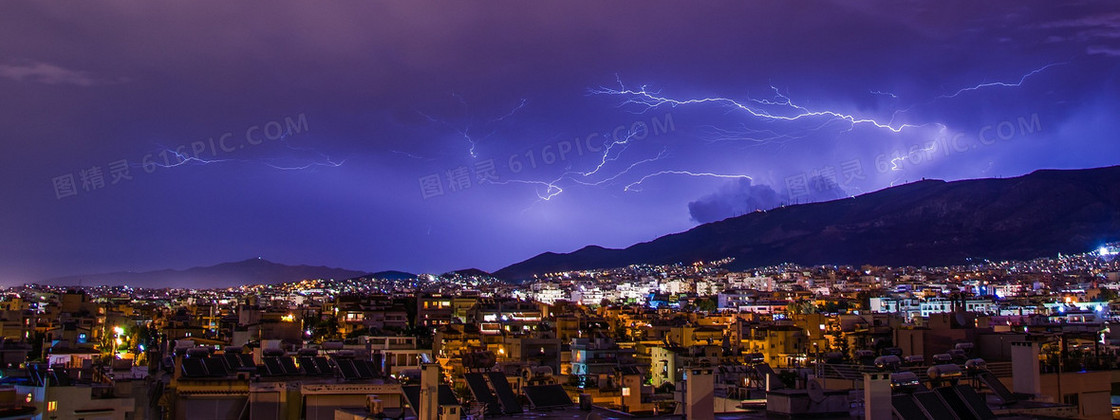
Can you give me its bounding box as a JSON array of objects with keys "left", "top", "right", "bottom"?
[{"left": 367, "top": 397, "right": 383, "bottom": 415}]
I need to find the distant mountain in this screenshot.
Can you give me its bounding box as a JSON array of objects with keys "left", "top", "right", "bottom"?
[
  {"left": 351, "top": 270, "right": 418, "bottom": 281},
  {"left": 443, "top": 268, "right": 492, "bottom": 278},
  {"left": 44, "top": 258, "right": 366, "bottom": 289},
  {"left": 496, "top": 166, "right": 1120, "bottom": 280}
]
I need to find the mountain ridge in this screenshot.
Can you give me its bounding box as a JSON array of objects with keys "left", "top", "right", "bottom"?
[
  {"left": 495, "top": 166, "right": 1120, "bottom": 280},
  {"left": 44, "top": 258, "right": 366, "bottom": 289}
]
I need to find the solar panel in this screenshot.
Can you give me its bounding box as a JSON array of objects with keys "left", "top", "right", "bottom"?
[
  {"left": 336, "top": 359, "right": 359, "bottom": 379},
  {"left": 182, "top": 357, "right": 208, "bottom": 378},
  {"left": 524, "top": 385, "right": 573, "bottom": 409},
  {"left": 486, "top": 372, "right": 523, "bottom": 414},
  {"left": 313, "top": 357, "right": 333, "bottom": 376},
  {"left": 238, "top": 354, "right": 256, "bottom": 368},
  {"left": 204, "top": 357, "right": 230, "bottom": 377},
  {"left": 298, "top": 357, "right": 320, "bottom": 375},
  {"left": 892, "top": 394, "right": 930, "bottom": 420},
  {"left": 402, "top": 385, "right": 420, "bottom": 411},
  {"left": 755, "top": 363, "right": 777, "bottom": 376},
  {"left": 936, "top": 387, "right": 977, "bottom": 420},
  {"left": 953, "top": 385, "right": 997, "bottom": 420},
  {"left": 279, "top": 357, "right": 300, "bottom": 375},
  {"left": 354, "top": 360, "right": 374, "bottom": 378},
  {"left": 914, "top": 391, "right": 959, "bottom": 420},
  {"left": 262, "top": 357, "right": 284, "bottom": 376},
  {"left": 436, "top": 385, "right": 460, "bottom": 406},
  {"left": 52, "top": 367, "right": 72, "bottom": 386},
  {"left": 464, "top": 372, "right": 500, "bottom": 413},
  {"left": 26, "top": 365, "right": 45, "bottom": 386},
  {"left": 402, "top": 385, "right": 461, "bottom": 413},
  {"left": 224, "top": 353, "right": 243, "bottom": 369},
  {"left": 975, "top": 372, "right": 1018, "bottom": 404}
]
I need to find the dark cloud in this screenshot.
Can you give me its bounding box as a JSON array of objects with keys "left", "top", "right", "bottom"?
[{"left": 688, "top": 179, "right": 783, "bottom": 223}]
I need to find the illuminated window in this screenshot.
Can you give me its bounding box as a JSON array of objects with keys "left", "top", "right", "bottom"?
[{"left": 47, "top": 401, "right": 57, "bottom": 412}]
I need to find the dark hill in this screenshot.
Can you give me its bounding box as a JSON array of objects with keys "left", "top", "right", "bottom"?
[
  {"left": 352, "top": 270, "right": 418, "bottom": 281},
  {"left": 495, "top": 166, "right": 1120, "bottom": 280},
  {"left": 45, "top": 258, "right": 366, "bottom": 289}
]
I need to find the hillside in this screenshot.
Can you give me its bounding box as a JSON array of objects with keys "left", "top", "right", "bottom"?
[{"left": 496, "top": 166, "right": 1120, "bottom": 280}]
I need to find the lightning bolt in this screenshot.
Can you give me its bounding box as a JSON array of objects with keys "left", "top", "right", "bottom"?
[
  {"left": 145, "top": 128, "right": 344, "bottom": 171},
  {"left": 420, "top": 95, "right": 527, "bottom": 158},
  {"left": 144, "top": 147, "right": 232, "bottom": 169},
  {"left": 590, "top": 77, "right": 925, "bottom": 133},
  {"left": 623, "top": 171, "right": 753, "bottom": 192},
  {"left": 476, "top": 63, "right": 1062, "bottom": 203},
  {"left": 888, "top": 143, "right": 937, "bottom": 171},
  {"left": 492, "top": 145, "right": 668, "bottom": 201},
  {"left": 937, "top": 62, "right": 1066, "bottom": 99},
  {"left": 490, "top": 98, "right": 527, "bottom": 123},
  {"left": 580, "top": 127, "right": 644, "bottom": 177},
  {"left": 268, "top": 133, "right": 346, "bottom": 169},
  {"left": 870, "top": 90, "right": 898, "bottom": 99},
  {"left": 698, "top": 118, "right": 840, "bottom": 149},
  {"left": 572, "top": 148, "right": 669, "bottom": 187}
]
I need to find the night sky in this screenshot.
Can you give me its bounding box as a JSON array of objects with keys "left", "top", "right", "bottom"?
[{"left": 2, "top": 1, "right": 1119, "bottom": 283}]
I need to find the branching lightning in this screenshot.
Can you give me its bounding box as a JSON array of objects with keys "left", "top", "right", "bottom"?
[
  {"left": 937, "top": 62, "right": 1066, "bottom": 99},
  {"left": 492, "top": 130, "right": 668, "bottom": 201},
  {"left": 572, "top": 148, "right": 669, "bottom": 187},
  {"left": 624, "top": 171, "right": 753, "bottom": 192},
  {"left": 420, "top": 95, "right": 527, "bottom": 159},
  {"left": 580, "top": 127, "right": 642, "bottom": 177},
  {"left": 268, "top": 134, "right": 346, "bottom": 170},
  {"left": 888, "top": 143, "right": 937, "bottom": 171},
  {"left": 145, "top": 128, "right": 344, "bottom": 172},
  {"left": 589, "top": 77, "right": 925, "bottom": 133},
  {"left": 144, "top": 148, "right": 232, "bottom": 169},
  {"left": 469, "top": 63, "right": 1065, "bottom": 203}
]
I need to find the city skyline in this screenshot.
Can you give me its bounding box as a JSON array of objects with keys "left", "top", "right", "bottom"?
[{"left": 2, "top": 1, "right": 1118, "bottom": 284}]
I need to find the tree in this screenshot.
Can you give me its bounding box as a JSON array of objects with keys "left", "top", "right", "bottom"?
[
  {"left": 776, "top": 370, "right": 799, "bottom": 388},
  {"left": 786, "top": 300, "right": 818, "bottom": 315},
  {"left": 1097, "top": 288, "right": 1117, "bottom": 302},
  {"left": 855, "top": 291, "right": 878, "bottom": 311},
  {"left": 698, "top": 297, "right": 716, "bottom": 313},
  {"left": 309, "top": 316, "right": 340, "bottom": 341},
  {"left": 655, "top": 382, "right": 675, "bottom": 394}
]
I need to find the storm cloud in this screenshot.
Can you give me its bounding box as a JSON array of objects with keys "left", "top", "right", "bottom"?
[{"left": 688, "top": 179, "right": 784, "bottom": 223}]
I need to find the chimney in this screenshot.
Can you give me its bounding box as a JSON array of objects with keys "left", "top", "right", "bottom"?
[
  {"left": 1011, "top": 341, "right": 1041, "bottom": 397},
  {"left": 419, "top": 363, "right": 440, "bottom": 420},
  {"left": 686, "top": 367, "right": 714, "bottom": 420},
  {"left": 863, "top": 373, "right": 891, "bottom": 420}
]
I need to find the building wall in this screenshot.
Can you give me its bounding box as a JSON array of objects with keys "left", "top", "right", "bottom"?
[{"left": 1038, "top": 370, "right": 1113, "bottom": 420}]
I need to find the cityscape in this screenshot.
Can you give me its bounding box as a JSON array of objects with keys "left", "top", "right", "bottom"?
[
  {"left": 0, "top": 243, "right": 1119, "bottom": 418},
  {"left": 3, "top": 1, "right": 1120, "bottom": 420}
]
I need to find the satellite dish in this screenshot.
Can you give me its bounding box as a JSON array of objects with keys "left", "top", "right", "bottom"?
[{"left": 807, "top": 379, "right": 826, "bottom": 403}]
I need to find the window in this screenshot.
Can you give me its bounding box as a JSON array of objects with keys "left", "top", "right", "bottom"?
[{"left": 1063, "top": 393, "right": 1079, "bottom": 407}]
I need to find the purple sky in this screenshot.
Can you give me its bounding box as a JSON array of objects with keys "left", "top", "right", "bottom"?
[{"left": 1, "top": 1, "right": 1118, "bottom": 283}]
